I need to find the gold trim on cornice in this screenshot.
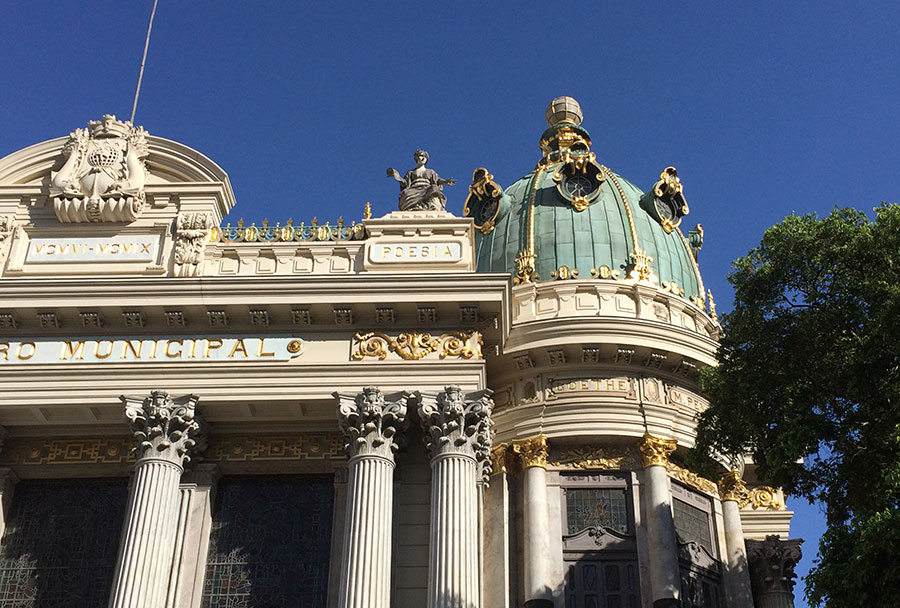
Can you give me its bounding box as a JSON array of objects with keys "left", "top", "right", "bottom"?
[
  {"left": 352, "top": 331, "right": 483, "bottom": 361},
  {"left": 667, "top": 461, "right": 718, "bottom": 495},
  {"left": 550, "top": 446, "right": 639, "bottom": 471},
  {"left": 511, "top": 435, "right": 549, "bottom": 469},
  {"left": 638, "top": 433, "right": 677, "bottom": 468}
]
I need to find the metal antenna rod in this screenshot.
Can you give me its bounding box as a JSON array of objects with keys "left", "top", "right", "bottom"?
[{"left": 130, "top": 0, "right": 159, "bottom": 124}]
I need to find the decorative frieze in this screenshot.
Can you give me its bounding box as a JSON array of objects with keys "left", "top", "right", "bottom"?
[
  {"left": 207, "top": 434, "right": 344, "bottom": 462},
  {"left": 667, "top": 461, "right": 717, "bottom": 495},
  {"left": 550, "top": 445, "right": 639, "bottom": 471},
  {"left": 174, "top": 213, "right": 213, "bottom": 277},
  {"left": 335, "top": 387, "right": 409, "bottom": 460},
  {"left": 121, "top": 390, "right": 206, "bottom": 466},
  {"left": 352, "top": 330, "right": 482, "bottom": 361},
  {"left": 0, "top": 438, "right": 135, "bottom": 466},
  {"left": 639, "top": 433, "right": 677, "bottom": 467}
]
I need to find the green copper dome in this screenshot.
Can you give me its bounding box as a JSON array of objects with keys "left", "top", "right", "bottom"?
[{"left": 464, "top": 97, "right": 705, "bottom": 303}]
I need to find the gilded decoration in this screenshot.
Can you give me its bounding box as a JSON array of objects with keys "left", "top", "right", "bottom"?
[
  {"left": 667, "top": 461, "right": 717, "bottom": 495},
  {"left": 550, "top": 446, "right": 638, "bottom": 471},
  {"left": 638, "top": 433, "right": 677, "bottom": 468},
  {"left": 207, "top": 434, "right": 345, "bottom": 462},
  {"left": 490, "top": 443, "right": 512, "bottom": 475},
  {"left": 717, "top": 470, "right": 785, "bottom": 509},
  {"left": 511, "top": 435, "right": 548, "bottom": 469},
  {"left": 463, "top": 167, "right": 503, "bottom": 234},
  {"left": 209, "top": 216, "right": 366, "bottom": 243},
  {"left": 747, "top": 486, "right": 786, "bottom": 510},
  {"left": 550, "top": 265, "right": 578, "bottom": 280},
  {"left": 514, "top": 249, "right": 537, "bottom": 284},
  {"left": 718, "top": 470, "right": 749, "bottom": 503},
  {"left": 0, "top": 438, "right": 136, "bottom": 466},
  {"left": 352, "top": 331, "right": 483, "bottom": 361}
]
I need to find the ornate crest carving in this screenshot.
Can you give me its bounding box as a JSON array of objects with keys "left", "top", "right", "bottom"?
[
  {"left": 174, "top": 213, "right": 212, "bottom": 277},
  {"left": 335, "top": 387, "right": 409, "bottom": 461},
  {"left": 50, "top": 115, "right": 149, "bottom": 223},
  {"left": 121, "top": 390, "right": 206, "bottom": 467}
]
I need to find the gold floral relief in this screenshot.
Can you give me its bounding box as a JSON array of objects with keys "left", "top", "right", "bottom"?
[
  {"left": 353, "top": 331, "right": 482, "bottom": 361},
  {"left": 550, "top": 446, "right": 639, "bottom": 471},
  {"left": 667, "top": 461, "right": 717, "bottom": 495},
  {"left": 511, "top": 435, "right": 548, "bottom": 469},
  {"left": 638, "top": 433, "right": 677, "bottom": 467}
]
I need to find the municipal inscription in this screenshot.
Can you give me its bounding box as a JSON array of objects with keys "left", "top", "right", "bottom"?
[
  {"left": 0, "top": 336, "right": 304, "bottom": 365},
  {"left": 545, "top": 377, "right": 636, "bottom": 400},
  {"left": 369, "top": 241, "right": 462, "bottom": 263},
  {"left": 25, "top": 236, "right": 160, "bottom": 264}
]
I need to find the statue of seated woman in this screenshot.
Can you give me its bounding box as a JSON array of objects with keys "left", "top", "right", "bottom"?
[{"left": 387, "top": 150, "right": 455, "bottom": 211}]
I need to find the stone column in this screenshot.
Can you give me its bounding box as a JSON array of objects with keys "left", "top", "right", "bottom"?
[
  {"left": 419, "top": 386, "right": 493, "bottom": 608},
  {"left": 483, "top": 444, "right": 512, "bottom": 608},
  {"left": 718, "top": 471, "right": 755, "bottom": 608},
  {"left": 638, "top": 433, "right": 681, "bottom": 608},
  {"left": 334, "top": 387, "right": 409, "bottom": 608},
  {"left": 746, "top": 535, "right": 803, "bottom": 608},
  {"left": 166, "top": 464, "right": 221, "bottom": 608},
  {"left": 512, "top": 435, "right": 553, "bottom": 608},
  {"left": 109, "top": 391, "right": 206, "bottom": 608}
]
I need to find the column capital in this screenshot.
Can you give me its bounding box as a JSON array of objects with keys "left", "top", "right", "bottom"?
[
  {"left": 121, "top": 390, "right": 206, "bottom": 467},
  {"left": 511, "top": 435, "right": 548, "bottom": 469},
  {"left": 419, "top": 385, "right": 494, "bottom": 466},
  {"left": 335, "top": 386, "right": 409, "bottom": 461},
  {"left": 490, "top": 443, "right": 512, "bottom": 475},
  {"left": 639, "top": 433, "right": 677, "bottom": 468},
  {"left": 718, "top": 470, "right": 750, "bottom": 503},
  {"left": 746, "top": 535, "right": 803, "bottom": 598}
]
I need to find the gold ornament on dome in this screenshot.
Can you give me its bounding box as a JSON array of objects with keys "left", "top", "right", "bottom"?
[
  {"left": 638, "top": 433, "right": 677, "bottom": 467},
  {"left": 511, "top": 435, "right": 548, "bottom": 469},
  {"left": 514, "top": 249, "right": 536, "bottom": 284},
  {"left": 352, "top": 331, "right": 482, "bottom": 361},
  {"left": 463, "top": 167, "right": 503, "bottom": 235},
  {"left": 550, "top": 265, "right": 578, "bottom": 280},
  {"left": 551, "top": 446, "right": 639, "bottom": 471}
]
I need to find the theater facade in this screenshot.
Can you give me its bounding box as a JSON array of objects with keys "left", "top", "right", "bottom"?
[{"left": 0, "top": 98, "right": 801, "bottom": 608}]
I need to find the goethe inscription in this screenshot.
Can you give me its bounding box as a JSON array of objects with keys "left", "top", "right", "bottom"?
[{"left": 0, "top": 336, "right": 304, "bottom": 365}]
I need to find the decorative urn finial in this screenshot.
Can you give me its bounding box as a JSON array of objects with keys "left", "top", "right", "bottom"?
[{"left": 545, "top": 96, "right": 583, "bottom": 127}]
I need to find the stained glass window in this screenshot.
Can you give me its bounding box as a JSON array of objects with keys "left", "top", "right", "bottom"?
[
  {"left": 673, "top": 498, "right": 713, "bottom": 554},
  {"left": 565, "top": 488, "right": 628, "bottom": 534},
  {"left": 0, "top": 478, "right": 128, "bottom": 608},
  {"left": 202, "top": 475, "right": 334, "bottom": 608}
]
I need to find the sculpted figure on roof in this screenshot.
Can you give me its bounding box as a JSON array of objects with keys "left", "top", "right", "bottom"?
[{"left": 387, "top": 149, "right": 455, "bottom": 211}]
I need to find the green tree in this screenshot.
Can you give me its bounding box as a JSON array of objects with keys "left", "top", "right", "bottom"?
[{"left": 694, "top": 205, "right": 900, "bottom": 607}]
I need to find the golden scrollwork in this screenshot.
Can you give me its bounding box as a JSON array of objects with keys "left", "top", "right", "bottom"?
[
  {"left": 590, "top": 265, "right": 623, "bottom": 280},
  {"left": 514, "top": 249, "right": 536, "bottom": 285},
  {"left": 661, "top": 281, "right": 684, "bottom": 297},
  {"left": 352, "top": 331, "right": 483, "bottom": 361},
  {"left": 638, "top": 433, "right": 677, "bottom": 468},
  {"left": 628, "top": 248, "right": 656, "bottom": 284},
  {"left": 747, "top": 486, "right": 786, "bottom": 510},
  {"left": 490, "top": 443, "right": 512, "bottom": 475},
  {"left": 551, "top": 446, "right": 639, "bottom": 470},
  {"left": 667, "top": 461, "right": 718, "bottom": 495},
  {"left": 550, "top": 265, "right": 578, "bottom": 280},
  {"left": 511, "top": 435, "right": 548, "bottom": 469}
]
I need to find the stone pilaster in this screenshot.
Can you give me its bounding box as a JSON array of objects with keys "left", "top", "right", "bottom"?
[
  {"left": 638, "top": 433, "right": 681, "bottom": 608},
  {"left": 512, "top": 435, "right": 554, "bottom": 607},
  {"left": 110, "top": 391, "right": 206, "bottom": 608},
  {"left": 718, "top": 471, "right": 755, "bottom": 608},
  {"left": 746, "top": 535, "right": 803, "bottom": 608},
  {"left": 483, "top": 444, "right": 512, "bottom": 608},
  {"left": 334, "top": 387, "right": 409, "bottom": 608},
  {"left": 419, "top": 385, "right": 493, "bottom": 608}
]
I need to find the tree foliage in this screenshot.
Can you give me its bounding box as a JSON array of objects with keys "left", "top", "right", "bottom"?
[{"left": 694, "top": 205, "right": 900, "bottom": 607}]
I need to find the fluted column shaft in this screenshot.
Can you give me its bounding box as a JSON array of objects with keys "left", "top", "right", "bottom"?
[
  {"left": 420, "top": 386, "right": 493, "bottom": 608},
  {"left": 335, "top": 387, "right": 409, "bottom": 608},
  {"left": 110, "top": 391, "right": 205, "bottom": 608},
  {"left": 513, "top": 436, "right": 552, "bottom": 604},
  {"left": 718, "top": 471, "right": 755, "bottom": 608},
  {"left": 639, "top": 434, "right": 681, "bottom": 608}
]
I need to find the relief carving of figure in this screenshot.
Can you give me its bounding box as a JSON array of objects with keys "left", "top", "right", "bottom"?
[{"left": 387, "top": 150, "right": 455, "bottom": 211}]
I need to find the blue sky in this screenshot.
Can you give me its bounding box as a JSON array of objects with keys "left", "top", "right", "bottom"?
[{"left": 4, "top": 2, "right": 900, "bottom": 604}]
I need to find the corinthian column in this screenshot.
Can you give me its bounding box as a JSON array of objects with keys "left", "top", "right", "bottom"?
[
  {"left": 334, "top": 387, "right": 409, "bottom": 608},
  {"left": 109, "top": 391, "right": 205, "bottom": 608},
  {"left": 419, "top": 386, "right": 493, "bottom": 608},
  {"left": 718, "top": 471, "right": 755, "bottom": 608},
  {"left": 638, "top": 433, "right": 681, "bottom": 608},
  {"left": 512, "top": 435, "right": 553, "bottom": 608},
  {"left": 746, "top": 535, "right": 803, "bottom": 608}
]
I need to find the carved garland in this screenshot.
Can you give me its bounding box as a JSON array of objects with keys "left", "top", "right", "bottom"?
[{"left": 353, "top": 331, "right": 482, "bottom": 361}]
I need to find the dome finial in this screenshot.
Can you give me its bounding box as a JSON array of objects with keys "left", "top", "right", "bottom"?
[{"left": 545, "top": 96, "right": 583, "bottom": 127}]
